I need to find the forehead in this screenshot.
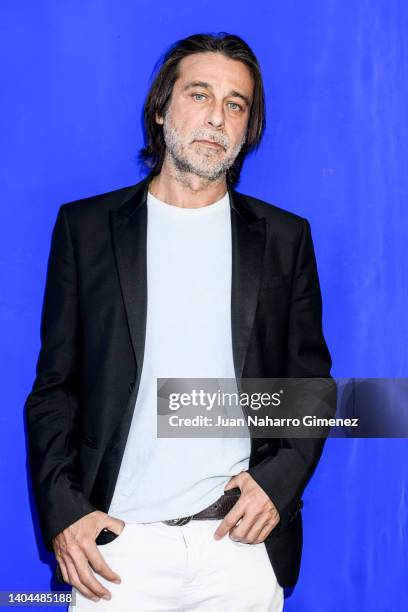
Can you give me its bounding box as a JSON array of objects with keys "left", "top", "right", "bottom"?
[{"left": 175, "top": 52, "right": 254, "bottom": 97}]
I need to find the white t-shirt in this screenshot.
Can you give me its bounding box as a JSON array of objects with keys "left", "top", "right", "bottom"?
[{"left": 108, "top": 187, "right": 251, "bottom": 522}]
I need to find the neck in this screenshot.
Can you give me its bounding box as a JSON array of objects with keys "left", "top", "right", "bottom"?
[{"left": 148, "top": 156, "right": 228, "bottom": 209}]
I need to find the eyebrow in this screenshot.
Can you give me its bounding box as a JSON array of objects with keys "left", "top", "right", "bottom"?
[{"left": 182, "top": 81, "right": 251, "bottom": 107}]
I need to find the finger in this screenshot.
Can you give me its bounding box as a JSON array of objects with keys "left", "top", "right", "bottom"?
[
  {"left": 56, "top": 556, "right": 69, "bottom": 583},
  {"left": 241, "top": 518, "right": 271, "bottom": 544},
  {"left": 253, "top": 521, "right": 275, "bottom": 544},
  {"left": 228, "top": 513, "right": 259, "bottom": 542},
  {"left": 63, "top": 553, "right": 101, "bottom": 601},
  {"left": 67, "top": 544, "right": 113, "bottom": 600},
  {"left": 86, "top": 543, "right": 122, "bottom": 583},
  {"left": 214, "top": 502, "right": 246, "bottom": 540},
  {"left": 76, "top": 559, "right": 113, "bottom": 601}
]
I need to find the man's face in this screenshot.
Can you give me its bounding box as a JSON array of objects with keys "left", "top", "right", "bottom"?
[{"left": 155, "top": 52, "right": 254, "bottom": 181}]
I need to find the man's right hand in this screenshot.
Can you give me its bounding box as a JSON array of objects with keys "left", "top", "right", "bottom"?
[{"left": 52, "top": 510, "right": 124, "bottom": 601}]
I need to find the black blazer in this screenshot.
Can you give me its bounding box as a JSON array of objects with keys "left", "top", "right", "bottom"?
[{"left": 24, "top": 173, "right": 334, "bottom": 589}]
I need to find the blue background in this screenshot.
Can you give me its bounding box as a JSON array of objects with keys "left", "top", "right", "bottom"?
[{"left": 1, "top": 1, "right": 407, "bottom": 610}]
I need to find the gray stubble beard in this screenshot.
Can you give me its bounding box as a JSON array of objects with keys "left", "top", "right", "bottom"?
[{"left": 162, "top": 109, "right": 247, "bottom": 183}]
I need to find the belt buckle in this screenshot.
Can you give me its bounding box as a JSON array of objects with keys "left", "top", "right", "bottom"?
[{"left": 163, "top": 515, "right": 194, "bottom": 526}]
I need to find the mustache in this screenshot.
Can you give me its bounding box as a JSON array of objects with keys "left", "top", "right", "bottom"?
[{"left": 191, "top": 134, "right": 228, "bottom": 149}]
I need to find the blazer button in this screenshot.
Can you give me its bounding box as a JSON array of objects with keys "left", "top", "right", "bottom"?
[{"left": 128, "top": 382, "right": 135, "bottom": 393}]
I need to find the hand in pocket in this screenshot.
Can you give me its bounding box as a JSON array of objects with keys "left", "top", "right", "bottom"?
[{"left": 53, "top": 510, "right": 125, "bottom": 601}]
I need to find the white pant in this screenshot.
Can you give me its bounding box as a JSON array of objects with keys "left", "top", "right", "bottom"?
[{"left": 69, "top": 518, "right": 284, "bottom": 611}]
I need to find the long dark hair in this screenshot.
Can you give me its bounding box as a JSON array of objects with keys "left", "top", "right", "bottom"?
[{"left": 138, "top": 32, "right": 266, "bottom": 188}]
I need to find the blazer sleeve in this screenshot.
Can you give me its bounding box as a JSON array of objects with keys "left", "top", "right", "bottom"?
[
  {"left": 24, "top": 204, "right": 97, "bottom": 553},
  {"left": 247, "top": 217, "right": 336, "bottom": 529}
]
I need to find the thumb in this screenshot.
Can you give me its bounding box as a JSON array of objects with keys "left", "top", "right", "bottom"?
[
  {"left": 224, "top": 476, "right": 238, "bottom": 492},
  {"left": 104, "top": 514, "right": 125, "bottom": 535}
]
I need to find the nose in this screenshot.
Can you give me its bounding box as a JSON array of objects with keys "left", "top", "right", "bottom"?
[{"left": 205, "top": 100, "right": 225, "bottom": 130}]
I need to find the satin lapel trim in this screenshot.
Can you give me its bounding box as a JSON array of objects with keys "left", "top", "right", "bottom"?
[{"left": 229, "top": 189, "right": 266, "bottom": 381}]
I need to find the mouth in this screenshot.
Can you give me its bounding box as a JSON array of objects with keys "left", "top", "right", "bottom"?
[{"left": 194, "top": 140, "right": 224, "bottom": 150}]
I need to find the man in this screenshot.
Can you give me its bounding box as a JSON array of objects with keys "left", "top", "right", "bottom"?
[{"left": 25, "top": 33, "right": 334, "bottom": 610}]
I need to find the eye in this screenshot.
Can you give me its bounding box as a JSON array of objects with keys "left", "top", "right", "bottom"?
[
  {"left": 228, "top": 102, "right": 242, "bottom": 111},
  {"left": 192, "top": 93, "right": 207, "bottom": 101}
]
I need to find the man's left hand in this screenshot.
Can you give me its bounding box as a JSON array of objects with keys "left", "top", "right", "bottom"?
[{"left": 213, "top": 470, "right": 280, "bottom": 543}]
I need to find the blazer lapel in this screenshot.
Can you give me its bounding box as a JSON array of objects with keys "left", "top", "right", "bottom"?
[
  {"left": 109, "top": 176, "right": 151, "bottom": 393},
  {"left": 109, "top": 175, "right": 266, "bottom": 390},
  {"left": 228, "top": 186, "right": 266, "bottom": 381}
]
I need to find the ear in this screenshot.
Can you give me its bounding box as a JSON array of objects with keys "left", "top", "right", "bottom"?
[{"left": 155, "top": 112, "right": 164, "bottom": 125}]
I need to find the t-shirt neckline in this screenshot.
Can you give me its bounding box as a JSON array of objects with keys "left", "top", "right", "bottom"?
[{"left": 147, "top": 189, "right": 230, "bottom": 214}]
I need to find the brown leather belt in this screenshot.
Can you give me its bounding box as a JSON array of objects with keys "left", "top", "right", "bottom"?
[{"left": 162, "top": 487, "right": 241, "bottom": 526}]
